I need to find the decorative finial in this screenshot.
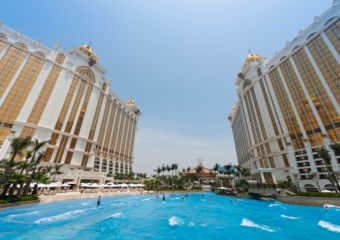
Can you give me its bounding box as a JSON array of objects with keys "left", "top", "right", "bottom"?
[{"left": 54, "top": 41, "right": 60, "bottom": 49}]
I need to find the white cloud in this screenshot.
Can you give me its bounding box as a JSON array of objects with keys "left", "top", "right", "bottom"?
[{"left": 133, "top": 127, "right": 237, "bottom": 175}]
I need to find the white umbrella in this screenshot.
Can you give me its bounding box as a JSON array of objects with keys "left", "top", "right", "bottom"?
[
  {"left": 129, "top": 184, "right": 136, "bottom": 187},
  {"left": 321, "top": 190, "right": 333, "bottom": 193},
  {"left": 120, "top": 183, "right": 129, "bottom": 188},
  {"left": 65, "top": 181, "right": 76, "bottom": 185},
  {"left": 61, "top": 183, "right": 70, "bottom": 187},
  {"left": 91, "top": 183, "right": 99, "bottom": 188}
]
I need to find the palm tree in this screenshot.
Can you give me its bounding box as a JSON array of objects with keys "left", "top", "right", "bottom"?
[
  {"left": 52, "top": 164, "right": 64, "bottom": 182},
  {"left": 235, "top": 165, "right": 241, "bottom": 178},
  {"left": 213, "top": 163, "right": 220, "bottom": 173},
  {"left": 0, "top": 137, "right": 31, "bottom": 188},
  {"left": 23, "top": 151, "right": 46, "bottom": 196},
  {"left": 317, "top": 148, "right": 340, "bottom": 193},
  {"left": 224, "top": 164, "right": 233, "bottom": 175},
  {"left": 241, "top": 167, "right": 251, "bottom": 179},
  {"left": 311, "top": 172, "right": 321, "bottom": 192},
  {"left": 331, "top": 143, "right": 340, "bottom": 156},
  {"left": 166, "top": 165, "right": 171, "bottom": 176}
]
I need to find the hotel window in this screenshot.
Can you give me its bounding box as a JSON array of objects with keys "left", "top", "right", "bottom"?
[
  {"left": 279, "top": 59, "right": 324, "bottom": 146},
  {"left": 292, "top": 48, "right": 340, "bottom": 142},
  {"left": 268, "top": 69, "right": 305, "bottom": 149}
]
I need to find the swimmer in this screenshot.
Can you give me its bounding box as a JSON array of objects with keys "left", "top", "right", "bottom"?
[
  {"left": 210, "top": 196, "right": 212, "bottom": 202},
  {"left": 230, "top": 198, "right": 233, "bottom": 203},
  {"left": 202, "top": 194, "right": 204, "bottom": 199},
  {"left": 325, "top": 205, "right": 328, "bottom": 211},
  {"left": 97, "top": 195, "right": 102, "bottom": 206},
  {"left": 162, "top": 194, "right": 166, "bottom": 201},
  {"left": 181, "top": 193, "right": 184, "bottom": 201}
]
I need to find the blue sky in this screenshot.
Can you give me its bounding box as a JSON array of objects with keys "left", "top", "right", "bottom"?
[{"left": 2, "top": 0, "right": 333, "bottom": 174}]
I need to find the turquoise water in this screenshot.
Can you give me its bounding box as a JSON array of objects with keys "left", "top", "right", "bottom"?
[{"left": 0, "top": 193, "right": 339, "bottom": 239}]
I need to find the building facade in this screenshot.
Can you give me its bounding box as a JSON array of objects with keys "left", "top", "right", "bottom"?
[
  {"left": 228, "top": 1, "right": 340, "bottom": 191},
  {"left": 0, "top": 23, "right": 141, "bottom": 184}
]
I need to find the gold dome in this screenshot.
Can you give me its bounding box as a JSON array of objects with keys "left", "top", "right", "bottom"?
[
  {"left": 242, "top": 53, "right": 262, "bottom": 70},
  {"left": 126, "top": 98, "right": 136, "bottom": 106},
  {"left": 78, "top": 44, "right": 99, "bottom": 61}
]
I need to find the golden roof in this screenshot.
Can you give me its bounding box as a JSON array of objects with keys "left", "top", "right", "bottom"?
[
  {"left": 242, "top": 53, "right": 262, "bottom": 70},
  {"left": 126, "top": 98, "right": 136, "bottom": 106},
  {"left": 78, "top": 44, "right": 99, "bottom": 61}
]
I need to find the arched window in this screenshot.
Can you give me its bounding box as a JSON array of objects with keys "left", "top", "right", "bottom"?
[
  {"left": 0, "top": 33, "right": 7, "bottom": 40},
  {"left": 243, "top": 79, "right": 251, "bottom": 90},
  {"left": 14, "top": 42, "right": 28, "bottom": 50},
  {"left": 34, "top": 51, "right": 46, "bottom": 58},
  {"left": 292, "top": 45, "right": 301, "bottom": 53},
  {"left": 102, "top": 83, "right": 107, "bottom": 91},
  {"left": 307, "top": 32, "right": 316, "bottom": 41},
  {"left": 75, "top": 66, "right": 95, "bottom": 83},
  {"left": 257, "top": 68, "right": 262, "bottom": 77},
  {"left": 324, "top": 17, "right": 336, "bottom": 27},
  {"left": 55, "top": 53, "right": 65, "bottom": 65}
]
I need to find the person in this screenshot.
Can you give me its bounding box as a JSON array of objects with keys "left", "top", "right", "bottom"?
[
  {"left": 97, "top": 195, "right": 102, "bottom": 206},
  {"left": 325, "top": 205, "right": 328, "bottom": 211},
  {"left": 202, "top": 194, "right": 204, "bottom": 199},
  {"left": 230, "top": 198, "right": 233, "bottom": 203},
  {"left": 162, "top": 194, "right": 165, "bottom": 202},
  {"left": 181, "top": 193, "right": 184, "bottom": 202},
  {"left": 209, "top": 196, "right": 212, "bottom": 202},
  {"left": 276, "top": 187, "right": 281, "bottom": 195}
]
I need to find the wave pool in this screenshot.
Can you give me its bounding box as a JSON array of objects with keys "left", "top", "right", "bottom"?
[{"left": 0, "top": 193, "right": 339, "bottom": 239}]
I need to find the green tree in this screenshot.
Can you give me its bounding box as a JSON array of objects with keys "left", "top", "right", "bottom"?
[
  {"left": 0, "top": 137, "right": 32, "bottom": 188},
  {"left": 317, "top": 148, "right": 340, "bottom": 193}
]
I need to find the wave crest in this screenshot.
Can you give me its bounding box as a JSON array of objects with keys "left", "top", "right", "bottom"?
[
  {"left": 281, "top": 215, "right": 299, "bottom": 219},
  {"left": 34, "top": 210, "right": 84, "bottom": 224},
  {"left": 107, "top": 212, "right": 123, "bottom": 219},
  {"left": 318, "top": 221, "right": 340, "bottom": 232},
  {"left": 241, "top": 218, "right": 275, "bottom": 232},
  {"left": 169, "top": 216, "right": 184, "bottom": 226}
]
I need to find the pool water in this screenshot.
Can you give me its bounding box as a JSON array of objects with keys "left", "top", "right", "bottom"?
[{"left": 0, "top": 193, "right": 339, "bottom": 239}]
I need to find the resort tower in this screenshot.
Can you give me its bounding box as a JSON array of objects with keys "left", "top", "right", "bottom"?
[
  {"left": 0, "top": 23, "right": 141, "bottom": 184},
  {"left": 228, "top": 0, "right": 340, "bottom": 191}
]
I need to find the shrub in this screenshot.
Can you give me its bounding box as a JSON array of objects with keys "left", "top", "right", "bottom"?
[
  {"left": 294, "top": 191, "right": 339, "bottom": 198},
  {"left": 0, "top": 195, "right": 39, "bottom": 204}
]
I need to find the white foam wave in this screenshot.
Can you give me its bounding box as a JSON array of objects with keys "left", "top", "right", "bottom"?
[
  {"left": 168, "top": 216, "right": 184, "bottom": 226},
  {"left": 142, "top": 198, "right": 151, "bottom": 201},
  {"left": 188, "top": 222, "right": 195, "bottom": 227},
  {"left": 9, "top": 211, "right": 39, "bottom": 218},
  {"left": 281, "top": 215, "right": 299, "bottom": 219},
  {"left": 34, "top": 210, "right": 84, "bottom": 224},
  {"left": 107, "top": 212, "right": 123, "bottom": 219},
  {"left": 269, "top": 204, "right": 279, "bottom": 207},
  {"left": 241, "top": 218, "right": 275, "bottom": 232},
  {"left": 318, "top": 221, "right": 340, "bottom": 233},
  {"left": 324, "top": 204, "right": 340, "bottom": 209},
  {"left": 200, "top": 224, "right": 207, "bottom": 227},
  {"left": 171, "top": 197, "right": 180, "bottom": 200}
]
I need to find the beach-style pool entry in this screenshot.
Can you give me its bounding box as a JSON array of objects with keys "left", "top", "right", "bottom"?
[{"left": 0, "top": 193, "right": 339, "bottom": 239}]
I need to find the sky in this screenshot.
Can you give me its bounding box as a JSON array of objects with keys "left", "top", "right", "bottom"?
[{"left": 1, "top": 0, "right": 333, "bottom": 174}]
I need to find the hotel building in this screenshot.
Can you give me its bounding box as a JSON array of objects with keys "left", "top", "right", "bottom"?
[
  {"left": 0, "top": 23, "right": 141, "bottom": 184},
  {"left": 228, "top": 1, "right": 340, "bottom": 191}
]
